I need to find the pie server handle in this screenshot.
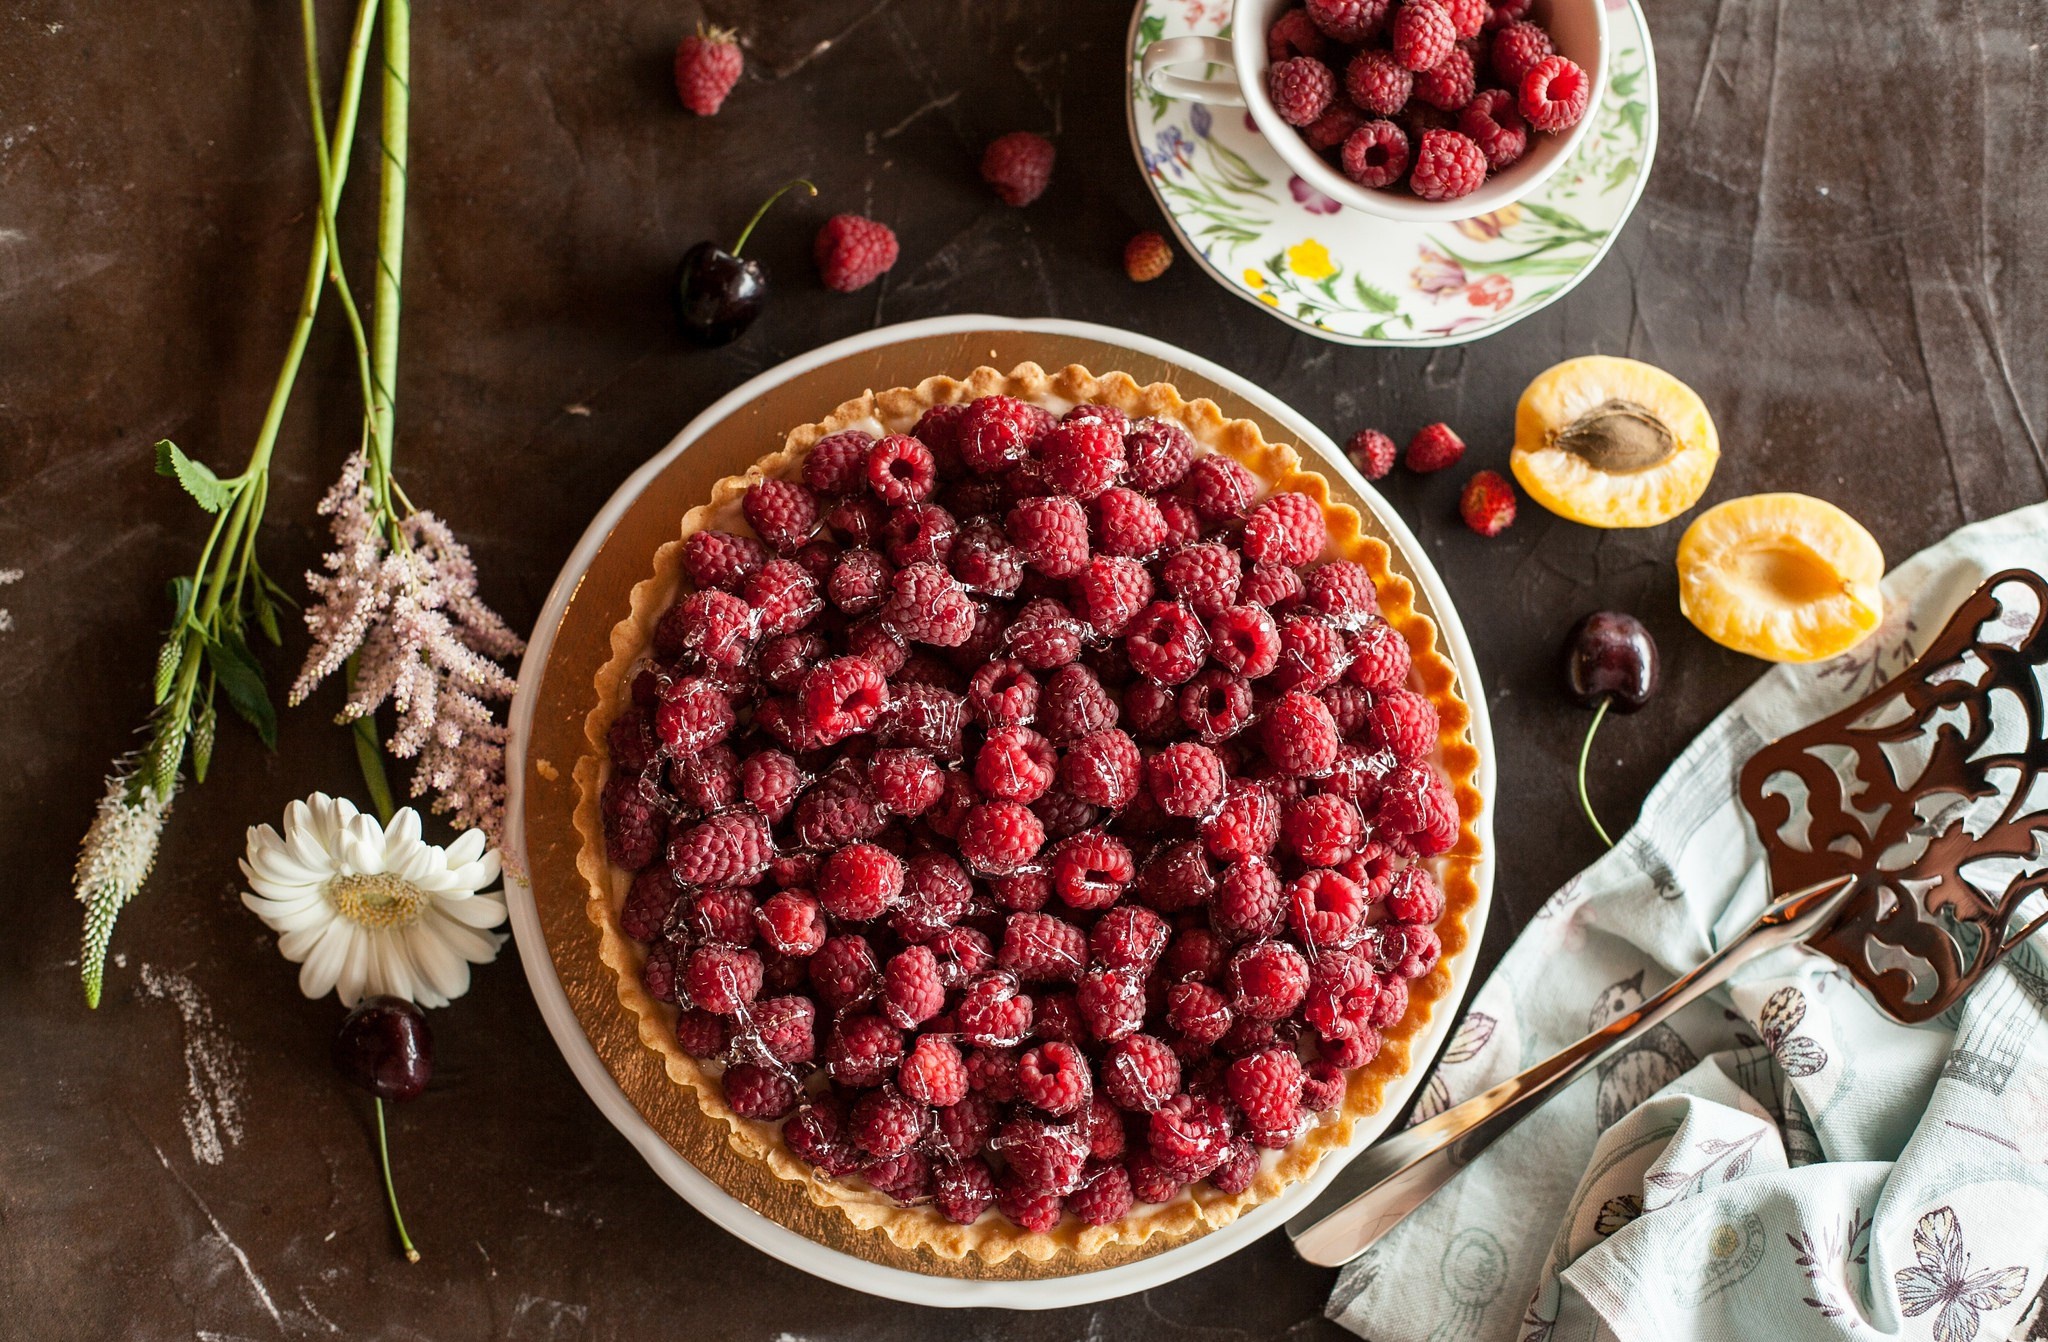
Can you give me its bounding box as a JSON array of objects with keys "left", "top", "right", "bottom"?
[{"left": 1285, "top": 874, "right": 1857, "bottom": 1268}]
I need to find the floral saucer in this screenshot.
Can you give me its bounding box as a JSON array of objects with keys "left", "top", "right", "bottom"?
[{"left": 1125, "top": 0, "right": 1658, "bottom": 347}]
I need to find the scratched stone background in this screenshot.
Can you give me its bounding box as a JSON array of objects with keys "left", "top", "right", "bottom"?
[{"left": 1, "top": 0, "right": 2044, "bottom": 1338}]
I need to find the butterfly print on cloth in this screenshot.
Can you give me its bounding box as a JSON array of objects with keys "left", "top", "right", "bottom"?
[
  {"left": 1587, "top": 971, "right": 1699, "bottom": 1130},
  {"left": 1758, "top": 986, "right": 1829, "bottom": 1078},
  {"left": 1893, "top": 1206, "right": 2029, "bottom": 1342}
]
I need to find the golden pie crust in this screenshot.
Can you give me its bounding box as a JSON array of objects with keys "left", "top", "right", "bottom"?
[{"left": 572, "top": 363, "right": 1483, "bottom": 1265}]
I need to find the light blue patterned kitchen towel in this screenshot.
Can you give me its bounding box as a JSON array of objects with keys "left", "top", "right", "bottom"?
[{"left": 1330, "top": 501, "right": 2048, "bottom": 1342}]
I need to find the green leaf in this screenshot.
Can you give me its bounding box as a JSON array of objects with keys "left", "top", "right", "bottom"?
[
  {"left": 251, "top": 582, "right": 282, "bottom": 646},
  {"left": 1137, "top": 13, "right": 1165, "bottom": 48},
  {"left": 154, "top": 440, "right": 236, "bottom": 513},
  {"left": 1517, "top": 201, "right": 1583, "bottom": 232},
  {"left": 203, "top": 627, "right": 277, "bottom": 750},
  {"left": 167, "top": 575, "right": 197, "bottom": 626},
  {"left": 1353, "top": 275, "right": 1401, "bottom": 313}
]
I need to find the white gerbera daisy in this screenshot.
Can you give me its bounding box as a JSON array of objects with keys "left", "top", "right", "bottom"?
[{"left": 240, "top": 793, "right": 508, "bottom": 1008}]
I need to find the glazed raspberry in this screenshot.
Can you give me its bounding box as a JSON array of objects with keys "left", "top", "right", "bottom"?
[
  {"left": 879, "top": 562, "right": 974, "bottom": 648},
  {"left": 1303, "top": 951, "right": 1375, "bottom": 1045},
  {"left": 655, "top": 589, "right": 753, "bottom": 667},
  {"left": 958, "top": 394, "right": 1046, "bottom": 473},
  {"left": 809, "top": 933, "right": 880, "bottom": 1011},
  {"left": 933, "top": 1157, "right": 997, "bottom": 1224},
  {"left": 968, "top": 659, "right": 1039, "bottom": 729},
  {"left": 784, "top": 1095, "right": 861, "bottom": 1176},
  {"left": 1289, "top": 869, "right": 1368, "bottom": 949},
  {"left": 996, "top": 1171, "right": 1064, "bottom": 1231},
  {"left": 1039, "top": 419, "right": 1126, "bottom": 500},
  {"left": 1307, "top": 0, "right": 1388, "bottom": 42},
  {"left": 722, "top": 1062, "right": 798, "bottom": 1120},
  {"left": 1272, "top": 614, "right": 1348, "bottom": 694},
  {"left": 931, "top": 1092, "right": 997, "bottom": 1160},
  {"left": 1268, "top": 56, "right": 1336, "bottom": 127},
  {"left": 680, "top": 529, "right": 768, "bottom": 594},
  {"left": 877, "top": 681, "right": 968, "bottom": 758},
  {"left": 912, "top": 403, "right": 968, "bottom": 479},
  {"left": 957, "top": 799, "right": 1047, "bottom": 876},
  {"left": 1412, "top": 43, "right": 1475, "bottom": 111},
  {"left": 1081, "top": 908, "right": 1164, "bottom": 975},
  {"left": 1405, "top": 421, "right": 1466, "bottom": 473},
  {"left": 1156, "top": 496, "right": 1204, "bottom": 548},
  {"left": 1017, "top": 1040, "right": 1091, "bottom": 1115},
  {"left": 1005, "top": 495, "right": 1091, "bottom": 579},
  {"left": 1038, "top": 664, "right": 1120, "bottom": 745},
  {"left": 974, "top": 727, "right": 1057, "bottom": 804},
  {"left": 1317, "top": 678, "right": 1372, "bottom": 739},
  {"left": 1261, "top": 691, "right": 1342, "bottom": 778},
  {"left": 1482, "top": 0, "right": 1532, "bottom": 26},
  {"left": 1149, "top": 1094, "right": 1233, "bottom": 1179},
  {"left": 1366, "top": 686, "right": 1439, "bottom": 761},
  {"left": 857, "top": 434, "right": 933, "bottom": 508},
  {"left": 851, "top": 1087, "right": 929, "bottom": 1159},
  {"left": 966, "top": 1046, "right": 1023, "bottom": 1102},
  {"left": 1213, "top": 857, "right": 1287, "bottom": 947},
  {"left": 674, "top": 25, "right": 742, "bottom": 115},
  {"left": 889, "top": 853, "right": 972, "bottom": 945},
  {"left": 1059, "top": 728, "right": 1143, "bottom": 808},
  {"left": 683, "top": 886, "right": 756, "bottom": 945},
  {"left": 1243, "top": 492, "right": 1329, "bottom": 567},
  {"left": 1088, "top": 486, "right": 1169, "bottom": 559},
  {"left": 826, "top": 1012, "right": 904, "bottom": 1088},
  {"left": 1242, "top": 562, "right": 1305, "bottom": 612},
  {"left": 931, "top": 926, "right": 996, "bottom": 984},
  {"left": 668, "top": 812, "right": 771, "bottom": 886},
  {"left": 1077, "top": 964, "right": 1148, "bottom": 1041},
  {"left": 1283, "top": 793, "right": 1365, "bottom": 866},
  {"left": 1064, "top": 1162, "right": 1135, "bottom": 1226},
  {"left": 1118, "top": 679, "right": 1178, "bottom": 744},
  {"left": 792, "top": 769, "right": 885, "bottom": 848},
  {"left": 1385, "top": 866, "right": 1444, "bottom": 925},
  {"left": 1135, "top": 741, "right": 1220, "bottom": 818},
  {"left": 1068, "top": 554, "right": 1153, "bottom": 637},
  {"left": 1210, "top": 1139, "right": 1260, "bottom": 1195},
  {"left": 1300, "top": 564, "right": 1375, "bottom": 627},
  {"left": 823, "top": 493, "right": 885, "bottom": 547},
  {"left": 1459, "top": 87, "right": 1528, "bottom": 170},
  {"left": 1490, "top": 19, "right": 1554, "bottom": 86},
  {"left": 1201, "top": 779, "right": 1282, "bottom": 862},
  {"left": 1392, "top": 0, "right": 1455, "bottom": 71},
  {"left": 799, "top": 656, "right": 886, "bottom": 744},
  {"left": 867, "top": 747, "right": 941, "bottom": 817},
  {"left": 1268, "top": 5, "right": 1332, "bottom": 60},
  {"left": 1126, "top": 1151, "right": 1185, "bottom": 1204},
  {"left": 673, "top": 1003, "right": 729, "bottom": 1055},
  {"left": 1366, "top": 970, "right": 1410, "bottom": 1027},
  {"left": 981, "top": 131, "right": 1056, "bottom": 207},
  {"left": 1050, "top": 831, "right": 1137, "bottom": 909},
  {"left": 998, "top": 1116, "right": 1090, "bottom": 1195},
  {"left": 620, "top": 869, "right": 683, "bottom": 942},
  {"left": 999, "top": 912, "right": 1088, "bottom": 982},
  {"left": 1228, "top": 1046, "right": 1306, "bottom": 1130},
  {"left": 1095, "top": 1033, "right": 1177, "bottom": 1113},
  {"left": 747, "top": 994, "right": 816, "bottom": 1066},
  {"left": 865, "top": 1150, "right": 933, "bottom": 1204},
  {"left": 1229, "top": 940, "right": 1311, "bottom": 1022},
  {"left": 1410, "top": 128, "right": 1487, "bottom": 201},
  {"left": 1378, "top": 922, "right": 1441, "bottom": 979},
  {"left": 1123, "top": 418, "right": 1196, "bottom": 492},
  {"left": 1341, "top": 119, "right": 1412, "bottom": 189},
  {"left": 879, "top": 502, "right": 957, "bottom": 568},
  {"left": 1125, "top": 601, "right": 1211, "bottom": 687},
  {"left": 745, "top": 559, "right": 822, "bottom": 637},
  {"left": 818, "top": 842, "right": 904, "bottom": 921},
  {"left": 949, "top": 519, "right": 1024, "bottom": 597},
  {"left": 814, "top": 214, "right": 899, "bottom": 293},
  {"left": 742, "top": 479, "right": 820, "bottom": 556},
  {"left": 1343, "top": 617, "right": 1412, "bottom": 692},
  {"left": 803, "top": 429, "right": 875, "bottom": 496},
  {"left": 1177, "top": 668, "right": 1253, "bottom": 742},
  {"left": 1182, "top": 454, "right": 1259, "bottom": 523},
  {"left": 1166, "top": 982, "right": 1233, "bottom": 1046},
  {"left": 1003, "top": 598, "right": 1085, "bottom": 671},
  {"left": 1300, "top": 1060, "right": 1347, "bottom": 1111},
  {"left": 1160, "top": 543, "right": 1242, "bottom": 618},
  {"left": 1344, "top": 48, "right": 1412, "bottom": 117},
  {"left": 1346, "top": 428, "right": 1398, "bottom": 480},
  {"left": 874, "top": 945, "right": 941, "bottom": 1029},
  {"left": 958, "top": 973, "right": 1036, "bottom": 1049},
  {"left": 651, "top": 678, "right": 732, "bottom": 759}
]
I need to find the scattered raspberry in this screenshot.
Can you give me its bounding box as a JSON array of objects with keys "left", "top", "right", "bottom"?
[
  {"left": 1243, "top": 492, "right": 1328, "bottom": 568},
  {"left": 1391, "top": 0, "right": 1456, "bottom": 71},
  {"left": 722, "top": 1062, "right": 798, "bottom": 1119},
  {"left": 1126, "top": 601, "right": 1211, "bottom": 686},
  {"left": 1490, "top": 19, "right": 1554, "bottom": 86},
  {"left": 1201, "top": 778, "right": 1282, "bottom": 862},
  {"left": 998, "top": 912, "right": 1088, "bottom": 982},
  {"left": 1229, "top": 940, "right": 1311, "bottom": 1022},
  {"left": 1268, "top": 56, "right": 1337, "bottom": 127},
  {"left": 1307, "top": 0, "right": 1389, "bottom": 42},
  {"left": 1072, "top": 555, "right": 1155, "bottom": 637},
  {"left": 1404, "top": 421, "right": 1466, "bottom": 473},
  {"left": 1344, "top": 48, "right": 1412, "bottom": 117},
  {"left": 825, "top": 1012, "right": 904, "bottom": 1087},
  {"left": 814, "top": 214, "right": 899, "bottom": 293},
  {"left": 958, "top": 394, "right": 1046, "bottom": 474},
  {"left": 1050, "top": 831, "right": 1137, "bottom": 910},
  {"left": 1124, "top": 230, "right": 1174, "bottom": 282},
  {"left": 1520, "top": 53, "right": 1591, "bottom": 132},
  {"left": 1018, "top": 1040, "right": 1091, "bottom": 1115},
  {"left": 1058, "top": 728, "right": 1143, "bottom": 809},
  {"left": 1342, "top": 119, "right": 1411, "bottom": 189},
  {"left": 1410, "top": 128, "right": 1487, "bottom": 201},
  {"left": 981, "top": 131, "right": 1057, "bottom": 207},
  {"left": 1367, "top": 686, "right": 1440, "bottom": 760},
  {"left": 1124, "top": 418, "right": 1197, "bottom": 492},
  {"left": 674, "top": 25, "right": 742, "bottom": 116},
  {"left": 1413, "top": 43, "right": 1475, "bottom": 110},
  {"left": 1182, "top": 454, "right": 1259, "bottom": 523},
  {"left": 1459, "top": 87, "right": 1529, "bottom": 170},
  {"left": 1346, "top": 428, "right": 1398, "bottom": 480}
]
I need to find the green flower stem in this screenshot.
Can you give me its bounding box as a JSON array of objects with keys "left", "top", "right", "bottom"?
[
  {"left": 345, "top": 654, "right": 397, "bottom": 825},
  {"left": 1577, "top": 696, "right": 1616, "bottom": 848},
  {"left": 374, "top": 1097, "right": 420, "bottom": 1263},
  {"left": 369, "top": 0, "right": 408, "bottom": 500},
  {"left": 730, "top": 179, "right": 817, "bottom": 258}
]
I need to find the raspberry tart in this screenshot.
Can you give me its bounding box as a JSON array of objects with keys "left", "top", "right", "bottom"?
[{"left": 574, "top": 363, "right": 1481, "bottom": 1265}]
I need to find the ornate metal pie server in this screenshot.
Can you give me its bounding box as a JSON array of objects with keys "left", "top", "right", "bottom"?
[{"left": 1289, "top": 570, "right": 2048, "bottom": 1268}]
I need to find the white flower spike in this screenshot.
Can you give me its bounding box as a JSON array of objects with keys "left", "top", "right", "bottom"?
[{"left": 241, "top": 793, "right": 508, "bottom": 1008}]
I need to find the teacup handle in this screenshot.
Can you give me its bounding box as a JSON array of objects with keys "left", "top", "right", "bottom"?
[{"left": 1140, "top": 36, "right": 1245, "bottom": 107}]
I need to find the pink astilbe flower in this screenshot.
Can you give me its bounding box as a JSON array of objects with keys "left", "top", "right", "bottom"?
[{"left": 293, "top": 452, "right": 525, "bottom": 837}]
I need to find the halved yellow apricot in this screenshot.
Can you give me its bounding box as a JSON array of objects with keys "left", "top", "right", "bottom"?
[
  {"left": 1511, "top": 355, "right": 1719, "bottom": 528},
  {"left": 1677, "top": 494, "right": 1884, "bottom": 662}
]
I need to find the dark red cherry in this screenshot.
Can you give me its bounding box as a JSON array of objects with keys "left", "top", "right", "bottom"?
[
  {"left": 1563, "top": 611, "right": 1659, "bottom": 713},
  {"left": 333, "top": 996, "right": 434, "bottom": 1102},
  {"left": 673, "top": 179, "right": 815, "bottom": 347}
]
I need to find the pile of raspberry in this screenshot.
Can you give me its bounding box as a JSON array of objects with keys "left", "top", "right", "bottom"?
[
  {"left": 1266, "top": 0, "right": 1592, "bottom": 202},
  {"left": 600, "top": 391, "right": 1459, "bottom": 1234}
]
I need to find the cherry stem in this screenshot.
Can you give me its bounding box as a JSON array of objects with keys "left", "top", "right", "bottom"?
[
  {"left": 730, "top": 178, "right": 817, "bottom": 258},
  {"left": 1577, "top": 696, "right": 1615, "bottom": 849},
  {"left": 374, "top": 1097, "right": 421, "bottom": 1263}
]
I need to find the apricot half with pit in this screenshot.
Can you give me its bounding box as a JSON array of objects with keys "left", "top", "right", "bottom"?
[
  {"left": 1511, "top": 356, "right": 1719, "bottom": 528},
  {"left": 1677, "top": 493, "right": 1884, "bottom": 663}
]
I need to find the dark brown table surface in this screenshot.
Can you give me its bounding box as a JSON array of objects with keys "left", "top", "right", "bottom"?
[{"left": 4, "top": 0, "right": 2043, "bottom": 1337}]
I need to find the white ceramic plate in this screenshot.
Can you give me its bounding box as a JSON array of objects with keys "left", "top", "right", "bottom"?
[
  {"left": 502, "top": 315, "right": 1497, "bottom": 1307},
  {"left": 1128, "top": 0, "right": 1659, "bottom": 347}
]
